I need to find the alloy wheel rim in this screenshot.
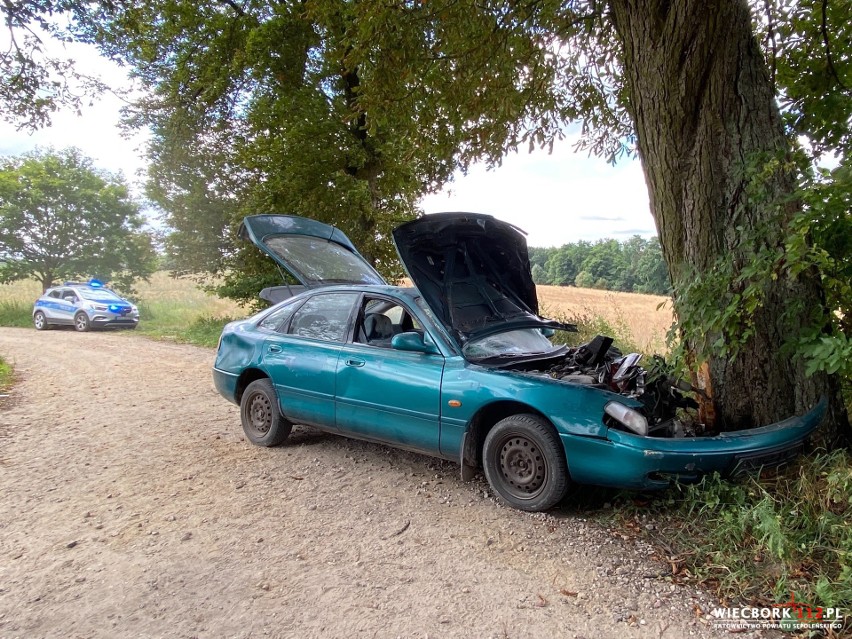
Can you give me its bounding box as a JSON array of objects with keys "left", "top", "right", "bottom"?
[
  {"left": 76, "top": 315, "right": 87, "bottom": 330},
  {"left": 34, "top": 314, "right": 44, "bottom": 328}
]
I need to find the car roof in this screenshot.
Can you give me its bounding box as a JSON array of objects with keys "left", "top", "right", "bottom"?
[{"left": 305, "top": 284, "right": 419, "bottom": 298}]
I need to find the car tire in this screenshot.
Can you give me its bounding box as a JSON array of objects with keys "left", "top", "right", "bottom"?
[
  {"left": 33, "top": 311, "right": 50, "bottom": 331},
  {"left": 482, "top": 413, "right": 570, "bottom": 512},
  {"left": 240, "top": 378, "right": 293, "bottom": 447},
  {"left": 73, "top": 312, "right": 91, "bottom": 332}
]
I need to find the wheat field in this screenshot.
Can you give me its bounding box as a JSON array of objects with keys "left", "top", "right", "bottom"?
[
  {"left": 537, "top": 285, "right": 673, "bottom": 352},
  {"left": 0, "top": 274, "right": 673, "bottom": 350}
]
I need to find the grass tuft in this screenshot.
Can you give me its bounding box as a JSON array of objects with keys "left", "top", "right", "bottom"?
[
  {"left": 0, "top": 355, "right": 13, "bottom": 391},
  {"left": 0, "top": 301, "right": 33, "bottom": 328},
  {"left": 134, "top": 314, "right": 237, "bottom": 348}
]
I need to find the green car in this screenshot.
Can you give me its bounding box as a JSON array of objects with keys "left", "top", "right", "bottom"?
[{"left": 213, "top": 213, "right": 826, "bottom": 512}]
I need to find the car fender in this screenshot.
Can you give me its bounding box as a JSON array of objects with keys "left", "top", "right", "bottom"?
[{"left": 440, "top": 358, "right": 628, "bottom": 464}]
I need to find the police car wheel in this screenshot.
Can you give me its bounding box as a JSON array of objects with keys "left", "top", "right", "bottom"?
[
  {"left": 240, "top": 378, "right": 292, "bottom": 447},
  {"left": 74, "top": 312, "right": 91, "bottom": 332},
  {"left": 33, "top": 311, "right": 49, "bottom": 331}
]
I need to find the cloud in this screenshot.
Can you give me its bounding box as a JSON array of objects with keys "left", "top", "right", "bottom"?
[
  {"left": 420, "top": 135, "right": 654, "bottom": 247},
  {"left": 0, "top": 35, "right": 149, "bottom": 196},
  {"left": 579, "top": 215, "right": 627, "bottom": 222}
]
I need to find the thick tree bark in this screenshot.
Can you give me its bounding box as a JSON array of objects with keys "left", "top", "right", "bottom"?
[{"left": 607, "top": 0, "right": 849, "bottom": 443}]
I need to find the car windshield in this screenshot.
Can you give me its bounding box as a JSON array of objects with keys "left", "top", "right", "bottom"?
[
  {"left": 463, "top": 328, "right": 562, "bottom": 360},
  {"left": 264, "top": 235, "right": 385, "bottom": 286},
  {"left": 77, "top": 288, "right": 124, "bottom": 301}
]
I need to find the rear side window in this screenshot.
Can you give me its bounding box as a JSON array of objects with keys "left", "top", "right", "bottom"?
[
  {"left": 258, "top": 300, "right": 299, "bottom": 332},
  {"left": 288, "top": 292, "right": 358, "bottom": 342}
]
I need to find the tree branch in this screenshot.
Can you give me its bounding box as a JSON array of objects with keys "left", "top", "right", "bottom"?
[{"left": 821, "top": 0, "right": 848, "bottom": 91}]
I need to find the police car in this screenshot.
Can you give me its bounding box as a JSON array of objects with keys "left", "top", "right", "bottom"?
[{"left": 32, "top": 280, "right": 140, "bottom": 332}]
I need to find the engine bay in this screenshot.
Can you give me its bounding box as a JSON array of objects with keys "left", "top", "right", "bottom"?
[{"left": 506, "top": 335, "right": 703, "bottom": 438}]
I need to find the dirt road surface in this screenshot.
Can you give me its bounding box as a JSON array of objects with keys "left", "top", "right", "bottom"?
[{"left": 0, "top": 328, "right": 753, "bottom": 638}]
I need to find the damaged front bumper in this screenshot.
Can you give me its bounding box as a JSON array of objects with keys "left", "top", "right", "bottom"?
[{"left": 561, "top": 398, "right": 827, "bottom": 490}]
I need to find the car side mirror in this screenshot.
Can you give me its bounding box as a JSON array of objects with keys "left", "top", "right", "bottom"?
[
  {"left": 64, "top": 296, "right": 75, "bottom": 303},
  {"left": 540, "top": 327, "right": 555, "bottom": 338},
  {"left": 391, "top": 331, "right": 440, "bottom": 355}
]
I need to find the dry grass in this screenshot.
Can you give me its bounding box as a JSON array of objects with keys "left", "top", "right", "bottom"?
[
  {"left": 0, "top": 278, "right": 40, "bottom": 302},
  {"left": 537, "top": 285, "right": 673, "bottom": 352},
  {"left": 131, "top": 272, "right": 247, "bottom": 316}
]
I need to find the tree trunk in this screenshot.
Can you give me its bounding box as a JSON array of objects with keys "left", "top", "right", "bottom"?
[{"left": 607, "top": 0, "right": 850, "bottom": 443}]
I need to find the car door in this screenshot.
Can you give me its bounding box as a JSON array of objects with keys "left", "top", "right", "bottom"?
[
  {"left": 56, "top": 288, "right": 80, "bottom": 324},
  {"left": 262, "top": 292, "right": 360, "bottom": 429},
  {"left": 334, "top": 296, "right": 445, "bottom": 455},
  {"left": 39, "top": 289, "right": 64, "bottom": 322}
]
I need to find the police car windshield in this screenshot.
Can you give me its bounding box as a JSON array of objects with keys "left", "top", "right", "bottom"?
[{"left": 77, "top": 288, "right": 123, "bottom": 301}]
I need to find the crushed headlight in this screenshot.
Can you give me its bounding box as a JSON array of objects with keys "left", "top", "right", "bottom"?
[{"left": 604, "top": 401, "right": 648, "bottom": 436}]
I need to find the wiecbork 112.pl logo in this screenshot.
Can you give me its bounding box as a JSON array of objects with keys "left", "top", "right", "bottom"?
[{"left": 709, "top": 593, "right": 845, "bottom": 631}]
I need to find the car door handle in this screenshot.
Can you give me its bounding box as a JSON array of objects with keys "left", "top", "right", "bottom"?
[
  {"left": 345, "top": 358, "right": 365, "bottom": 368},
  {"left": 268, "top": 344, "right": 283, "bottom": 353}
]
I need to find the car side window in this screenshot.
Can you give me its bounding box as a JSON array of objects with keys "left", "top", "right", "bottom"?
[
  {"left": 258, "top": 300, "right": 299, "bottom": 332},
  {"left": 357, "top": 297, "right": 422, "bottom": 347},
  {"left": 287, "top": 292, "right": 358, "bottom": 342},
  {"left": 48, "top": 290, "right": 61, "bottom": 299}
]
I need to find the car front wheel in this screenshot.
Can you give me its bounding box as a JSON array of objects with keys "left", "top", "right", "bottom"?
[
  {"left": 33, "top": 311, "right": 49, "bottom": 331},
  {"left": 240, "top": 378, "right": 293, "bottom": 446},
  {"left": 482, "top": 414, "right": 570, "bottom": 512},
  {"left": 74, "top": 312, "right": 91, "bottom": 332}
]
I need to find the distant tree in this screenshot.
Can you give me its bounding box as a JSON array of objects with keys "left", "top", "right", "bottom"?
[
  {"left": 635, "top": 237, "right": 670, "bottom": 295},
  {"left": 0, "top": 148, "right": 156, "bottom": 292},
  {"left": 531, "top": 263, "right": 547, "bottom": 285},
  {"left": 546, "top": 241, "right": 591, "bottom": 286},
  {"left": 579, "top": 239, "right": 626, "bottom": 288},
  {"left": 528, "top": 247, "right": 552, "bottom": 273},
  {"left": 574, "top": 271, "right": 595, "bottom": 289}
]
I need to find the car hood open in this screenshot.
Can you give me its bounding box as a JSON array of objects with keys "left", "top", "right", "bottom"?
[
  {"left": 393, "top": 213, "right": 570, "bottom": 343},
  {"left": 239, "top": 215, "right": 386, "bottom": 288}
]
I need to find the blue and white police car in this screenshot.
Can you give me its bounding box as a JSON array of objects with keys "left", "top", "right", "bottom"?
[{"left": 32, "top": 280, "right": 140, "bottom": 332}]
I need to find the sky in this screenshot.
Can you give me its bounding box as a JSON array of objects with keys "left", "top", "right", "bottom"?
[{"left": 1, "top": 37, "right": 658, "bottom": 248}]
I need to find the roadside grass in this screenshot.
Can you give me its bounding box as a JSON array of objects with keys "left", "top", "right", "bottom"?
[
  {"left": 0, "top": 355, "right": 13, "bottom": 391},
  {"left": 130, "top": 274, "right": 249, "bottom": 346},
  {"left": 0, "top": 301, "right": 31, "bottom": 327},
  {"left": 603, "top": 451, "right": 852, "bottom": 622}
]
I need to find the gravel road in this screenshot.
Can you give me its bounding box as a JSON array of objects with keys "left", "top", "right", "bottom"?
[{"left": 0, "top": 328, "right": 757, "bottom": 638}]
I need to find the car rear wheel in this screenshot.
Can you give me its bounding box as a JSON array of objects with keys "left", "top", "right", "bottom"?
[
  {"left": 33, "top": 311, "right": 50, "bottom": 331},
  {"left": 74, "top": 312, "right": 91, "bottom": 332},
  {"left": 482, "top": 414, "right": 570, "bottom": 512},
  {"left": 240, "top": 378, "right": 293, "bottom": 446}
]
